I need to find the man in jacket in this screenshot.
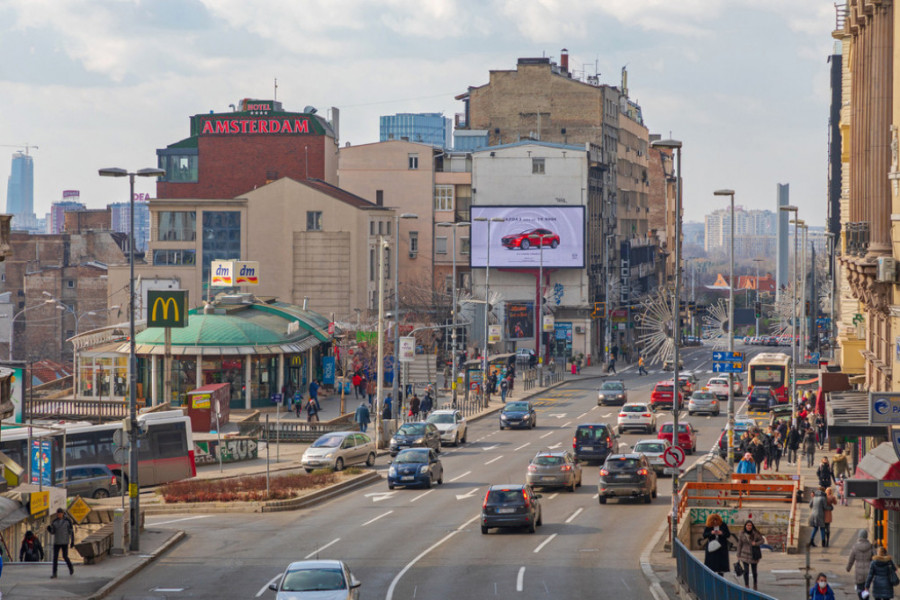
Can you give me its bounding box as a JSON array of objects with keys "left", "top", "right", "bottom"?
[
  {"left": 354, "top": 402, "right": 371, "bottom": 433},
  {"left": 47, "top": 508, "right": 74, "bottom": 578},
  {"left": 847, "top": 529, "right": 874, "bottom": 599}
]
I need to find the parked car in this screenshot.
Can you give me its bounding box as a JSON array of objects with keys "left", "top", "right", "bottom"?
[
  {"left": 747, "top": 385, "right": 777, "bottom": 412},
  {"left": 650, "top": 381, "right": 683, "bottom": 411},
  {"left": 525, "top": 450, "right": 582, "bottom": 492},
  {"left": 500, "top": 401, "right": 537, "bottom": 430},
  {"left": 501, "top": 228, "right": 560, "bottom": 250},
  {"left": 301, "top": 432, "right": 377, "bottom": 472},
  {"left": 683, "top": 336, "right": 702, "bottom": 347},
  {"left": 56, "top": 464, "right": 120, "bottom": 498},
  {"left": 598, "top": 453, "right": 658, "bottom": 504},
  {"left": 387, "top": 448, "right": 443, "bottom": 489},
  {"left": 631, "top": 439, "right": 672, "bottom": 475},
  {"left": 598, "top": 379, "right": 628, "bottom": 406},
  {"left": 426, "top": 409, "right": 468, "bottom": 446},
  {"left": 662, "top": 357, "right": 684, "bottom": 371},
  {"left": 687, "top": 391, "right": 720, "bottom": 416},
  {"left": 268, "top": 560, "right": 361, "bottom": 599},
  {"left": 658, "top": 421, "right": 698, "bottom": 454},
  {"left": 616, "top": 403, "right": 657, "bottom": 434},
  {"left": 389, "top": 422, "right": 441, "bottom": 456},
  {"left": 573, "top": 423, "right": 617, "bottom": 463},
  {"left": 481, "top": 484, "right": 543, "bottom": 534}
]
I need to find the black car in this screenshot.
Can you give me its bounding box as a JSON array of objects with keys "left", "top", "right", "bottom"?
[
  {"left": 499, "top": 401, "right": 537, "bottom": 430},
  {"left": 747, "top": 386, "right": 777, "bottom": 412},
  {"left": 598, "top": 453, "right": 658, "bottom": 504},
  {"left": 572, "top": 423, "right": 616, "bottom": 463},
  {"left": 389, "top": 422, "right": 441, "bottom": 456},
  {"left": 481, "top": 484, "right": 543, "bottom": 534}
]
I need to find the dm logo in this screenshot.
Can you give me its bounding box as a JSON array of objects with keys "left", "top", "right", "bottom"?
[{"left": 874, "top": 398, "right": 892, "bottom": 416}]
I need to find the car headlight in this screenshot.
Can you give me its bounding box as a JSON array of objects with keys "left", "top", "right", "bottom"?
[
  {"left": 389, "top": 467, "right": 397, "bottom": 476},
  {"left": 419, "top": 465, "right": 430, "bottom": 474},
  {"left": 324, "top": 452, "right": 334, "bottom": 459},
  {"left": 500, "top": 414, "right": 509, "bottom": 420},
  {"left": 522, "top": 414, "right": 531, "bottom": 420},
  {"left": 617, "top": 394, "right": 625, "bottom": 399},
  {"left": 598, "top": 394, "right": 605, "bottom": 398},
  {"left": 414, "top": 438, "right": 424, "bottom": 444}
]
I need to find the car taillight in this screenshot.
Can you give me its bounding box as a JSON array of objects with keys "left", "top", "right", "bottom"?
[
  {"left": 599, "top": 468, "right": 609, "bottom": 476},
  {"left": 618, "top": 413, "right": 627, "bottom": 418},
  {"left": 528, "top": 465, "right": 537, "bottom": 472},
  {"left": 573, "top": 437, "right": 577, "bottom": 449},
  {"left": 483, "top": 491, "right": 490, "bottom": 510},
  {"left": 522, "top": 491, "right": 531, "bottom": 508},
  {"left": 607, "top": 437, "right": 613, "bottom": 447},
  {"left": 560, "top": 465, "right": 572, "bottom": 472},
  {"left": 642, "top": 413, "right": 652, "bottom": 417},
  {"left": 638, "top": 468, "right": 649, "bottom": 476},
  {"left": 110, "top": 475, "right": 117, "bottom": 486}
]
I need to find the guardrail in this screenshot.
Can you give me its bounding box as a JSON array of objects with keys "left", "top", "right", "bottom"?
[
  {"left": 675, "top": 538, "right": 778, "bottom": 600},
  {"left": 25, "top": 398, "right": 135, "bottom": 422},
  {"left": 677, "top": 481, "right": 798, "bottom": 526}
]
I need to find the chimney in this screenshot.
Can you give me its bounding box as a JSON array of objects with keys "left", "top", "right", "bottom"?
[{"left": 560, "top": 48, "right": 569, "bottom": 73}]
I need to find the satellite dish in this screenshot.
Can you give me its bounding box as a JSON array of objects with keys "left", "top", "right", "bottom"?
[{"left": 303, "top": 105, "right": 318, "bottom": 114}]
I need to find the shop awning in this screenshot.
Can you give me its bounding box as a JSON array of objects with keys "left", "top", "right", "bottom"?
[
  {"left": 855, "top": 442, "right": 900, "bottom": 510},
  {"left": 827, "top": 391, "right": 887, "bottom": 436}
]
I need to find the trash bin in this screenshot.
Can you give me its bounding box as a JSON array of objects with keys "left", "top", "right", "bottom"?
[{"left": 571, "top": 364, "right": 577, "bottom": 375}]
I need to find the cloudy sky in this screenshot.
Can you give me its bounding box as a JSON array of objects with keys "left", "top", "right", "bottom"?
[{"left": 0, "top": 0, "right": 835, "bottom": 225}]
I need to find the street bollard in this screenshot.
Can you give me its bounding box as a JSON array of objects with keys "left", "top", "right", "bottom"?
[{"left": 112, "top": 508, "right": 125, "bottom": 555}]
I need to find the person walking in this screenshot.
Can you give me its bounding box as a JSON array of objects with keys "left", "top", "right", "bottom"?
[
  {"left": 818, "top": 457, "right": 836, "bottom": 490},
  {"left": 305, "top": 397, "right": 320, "bottom": 423},
  {"left": 607, "top": 356, "right": 617, "bottom": 374},
  {"left": 737, "top": 452, "right": 757, "bottom": 474},
  {"left": 702, "top": 513, "right": 731, "bottom": 577},
  {"left": 47, "top": 508, "right": 75, "bottom": 578},
  {"left": 736, "top": 519, "right": 765, "bottom": 590},
  {"left": 409, "top": 394, "right": 421, "bottom": 420},
  {"left": 847, "top": 529, "right": 875, "bottom": 600},
  {"left": 770, "top": 430, "right": 783, "bottom": 472},
  {"left": 308, "top": 380, "right": 321, "bottom": 411},
  {"left": 19, "top": 530, "right": 44, "bottom": 562},
  {"left": 611, "top": 345, "right": 619, "bottom": 361},
  {"left": 787, "top": 426, "right": 801, "bottom": 465},
  {"left": 354, "top": 401, "right": 371, "bottom": 433},
  {"left": 638, "top": 355, "right": 648, "bottom": 376},
  {"left": 421, "top": 388, "right": 434, "bottom": 418},
  {"left": 808, "top": 489, "right": 828, "bottom": 548},
  {"left": 824, "top": 486, "right": 838, "bottom": 547},
  {"left": 804, "top": 428, "right": 818, "bottom": 468},
  {"left": 816, "top": 414, "right": 828, "bottom": 450},
  {"left": 810, "top": 573, "right": 837, "bottom": 600},
  {"left": 383, "top": 394, "right": 393, "bottom": 420},
  {"left": 750, "top": 437, "right": 767, "bottom": 470},
  {"left": 866, "top": 546, "right": 899, "bottom": 600},
  {"left": 352, "top": 373, "right": 363, "bottom": 399},
  {"left": 366, "top": 376, "right": 377, "bottom": 406},
  {"left": 293, "top": 393, "right": 303, "bottom": 417},
  {"left": 381, "top": 401, "right": 391, "bottom": 422},
  {"left": 833, "top": 447, "right": 852, "bottom": 480},
  {"left": 500, "top": 377, "right": 509, "bottom": 403}
]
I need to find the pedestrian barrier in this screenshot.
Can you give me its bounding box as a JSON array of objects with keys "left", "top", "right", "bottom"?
[
  {"left": 25, "top": 397, "right": 135, "bottom": 422},
  {"left": 675, "top": 538, "right": 778, "bottom": 600}
]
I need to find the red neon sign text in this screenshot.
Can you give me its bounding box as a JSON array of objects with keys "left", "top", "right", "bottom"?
[{"left": 200, "top": 118, "right": 310, "bottom": 135}]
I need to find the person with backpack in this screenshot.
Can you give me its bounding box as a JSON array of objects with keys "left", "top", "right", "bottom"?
[
  {"left": 47, "top": 508, "right": 75, "bottom": 578},
  {"left": 866, "top": 546, "right": 900, "bottom": 600},
  {"left": 293, "top": 393, "right": 303, "bottom": 417},
  {"left": 19, "top": 530, "right": 44, "bottom": 562}
]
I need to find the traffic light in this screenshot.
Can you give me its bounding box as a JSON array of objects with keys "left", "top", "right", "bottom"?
[{"left": 754, "top": 302, "right": 762, "bottom": 319}]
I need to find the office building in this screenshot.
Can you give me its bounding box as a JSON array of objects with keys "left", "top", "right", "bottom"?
[
  {"left": 6, "top": 151, "right": 36, "bottom": 230},
  {"left": 49, "top": 191, "right": 86, "bottom": 234},
  {"left": 380, "top": 113, "right": 452, "bottom": 149},
  {"left": 109, "top": 197, "right": 151, "bottom": 252}
]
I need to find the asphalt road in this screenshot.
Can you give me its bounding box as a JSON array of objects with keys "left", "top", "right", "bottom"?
[{"left": 109, "top": 342, "right": 773, "bottom": 600}]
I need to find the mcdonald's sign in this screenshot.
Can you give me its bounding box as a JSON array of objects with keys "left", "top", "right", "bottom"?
[{"left": 147, "top": 290, "right": 188, "bottom": 328}]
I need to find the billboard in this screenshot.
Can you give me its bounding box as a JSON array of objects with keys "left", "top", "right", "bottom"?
[
  {"left": 470, "top": 205, "right": 585, "bottom": 268},
  {"left": 506, "top": 302, "right": 535, "bottom": 339}
]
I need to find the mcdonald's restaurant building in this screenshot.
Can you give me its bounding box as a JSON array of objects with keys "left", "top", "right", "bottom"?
[{"left": 72, "top": 295, "right": 332, "bottom": 409}]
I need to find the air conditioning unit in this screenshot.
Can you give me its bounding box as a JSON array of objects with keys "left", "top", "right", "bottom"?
[
  {"left": 409, "top": 251, "right": 417, "bottom": 259},
  {"left": 877, "top": 256, "right": 896, "bottom": 282},
  {"left": 575, "top": 326, "right": 585, "bottom": 334}
]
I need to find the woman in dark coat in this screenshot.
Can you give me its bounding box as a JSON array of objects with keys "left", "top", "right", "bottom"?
[
  {"left": 702, "top": 513, "right": 731, "bottom": 576},
  {"left": 736, "top": 519, "right": 764, "bottom": 590},
  {"left": 867, "top": 546, "right": 899, "bottom": 600}
]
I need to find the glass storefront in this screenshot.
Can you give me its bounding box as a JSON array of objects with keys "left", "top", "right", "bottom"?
[
  {"left": 203, "top": 357, "right": 245, "bottom": 408},
  {"left": 78, "top": 355, "right": 128, "bottom": 399},
  {"left": 250, "top": 356, "right": 278, "bottom": 405}
]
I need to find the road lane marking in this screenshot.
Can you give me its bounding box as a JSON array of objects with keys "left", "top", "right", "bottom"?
[
  {"left": 485, "top": 455, "right": 503, "bottom": 465},
  {"left": 517, "top": 566, "right": 526, "bottom": 592},
  {"left": 533, "top": 533, "right": 558, "bottom": 553},
  {"left": 514, "top": 443, "right": 531, "bottom": 451},
  {"left": 257, "top": 574, "right": 282, "bottom": 597},
  {"left": 386, "top": 514, "right": 481, "bottom": 600},
  {"left": 539, "top": 431, "right": 553, "bottom": 439},
  {"left": 565, "top": 507, "right": 583, "bottom": 523},
  {"left": 578, "top": 412, "right": 589, "bottom": 419},
  {"left": 304, "top": 538, "right": 340, "bottom": 559},
  {"left": 365, "top": 491, "right": 397, "bottom": 502},
  {"left": 562, "top": 421, "right": 572, "bottom": 427},
  {"left": 148, "top": 515, "right": 211, "bottom": 527},
  {"left": 547, "top": 443, "right": 561, "bottom": 449},
  {"left": 411, "top": 490, "right": 434, "bottom": 502},
  {"left": 361, "top": 510, "right": 393, "bottom": 526},
  {"left": 592, "top": 493, "right": 599, "bottom": 499},
  {"left": 548, "top": 493, "right": 559, "bottom": 500},
  {"left": 601, "top": 412, "right": 612, "bottom": 418},
  {"left": 455, "top": 488, "right": 479, "bottom": 500},
  {"left": 483, "top": 444, "right": 500, "bottom": 451},
  {"left": 621, "top": 577, "right": 631, "bottom": 591},
  {"left": 450, "top": 471, "right": 472, "bottom": 482}
]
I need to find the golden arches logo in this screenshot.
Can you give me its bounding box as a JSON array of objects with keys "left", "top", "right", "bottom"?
[{"left": 151, "top": 296, "right": 179, "bottom": 322}]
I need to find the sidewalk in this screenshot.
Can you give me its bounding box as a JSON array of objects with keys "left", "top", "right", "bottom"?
[{"left": 647, "top": 446, "right": 871, "bottom": 599}]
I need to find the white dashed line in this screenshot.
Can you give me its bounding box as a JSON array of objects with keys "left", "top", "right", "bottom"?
[
  {"left": 539, "top": 431, "right": 553, "bottom": 439},
  {"left": 410, "top": 490, "right": 434, "bottom": 503},
  {"left": 578, "top": 412, "right": 589, "bottom": 419},
  {"left": 517, "top": 566, "right": 526, "bottom": 591},
  {"left": 548, "top": 493, "right": 559, "bottom": 500},
  {"left": 361, "top": 511, "right": 393, "bottom": 526},
  {"left": 592, "top": 493, "right": 599, "bottom": 499},
  {"left": 514, "top": 443, "right": 531, "bottom": 451},
  {"left": 485, "top": 455, "right": 504, "bottom": 465},
  {"left": 562, "top": 421, "right": 572, "bottom": 427},
  {"left": 533, "top": 533, "right": 558, "bottom": 553},
  {"left": 304, "top": 538, "right": 340, "bottom": 559},
  {"left": 450, "top": 471, "right": 472, "bottom": 482},
  {"left": 565, "top": 507, "right": 583, "bottom": 524}
]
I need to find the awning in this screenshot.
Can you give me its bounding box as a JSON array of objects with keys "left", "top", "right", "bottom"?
[
  {"left": 827, "top": 391, "right": 887, "bottom": 436},
  {"left": 855, "top": 442, "right": 900, "bottom": 510}
]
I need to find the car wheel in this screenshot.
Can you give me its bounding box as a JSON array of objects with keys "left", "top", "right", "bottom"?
[
  {"left": 438, "top": 474, "right": 443, "bottom": 485},
  {"left": 481, "top": 526, "right": 489, "bottom": 534},
  {"left": 688, "top": 411, "right": 694, "bottom": 416},
  {"left": 435, "top": 443, "right": 441, "bottom": 454},
  {"left": 453, "top": 433, "right": 459, "bottom": 447},
  {"left": 388, "top": 482, "right": 395, "bottom": 490},
  {"left": 652, "top": 487, "right": 658, "bottom": 499},
  {"left": 617, "top": 426, "right": 624, "bottom": 435},
  {"left": 521, "top": 239, "right": 530, "bottom": 250},
  {"left": 576, "top": 474, "right": 582, "bottom": 487},
  {"left": 366, "top": 452, "right": 376, "bottom": 467},
  {"left": 528, "top": 520, "right": 536, "bottom": 533},
  {"left": 550, "top": 240, "right": 559, "bottom": 249},
  {"left": 500, "top": 425, "right": 505, "bottom": 431},
  {"left": 305, "top": 468, "right": 314, "bottom": 474},
  {"left": 598, "top": 496, "right": 607, "bottom": 504},
  {"left": 426, "top": 477, "right": 433, "bottom": 489},
  {"left": 644, "top": 493, "right": 652, "bottom": 504},
  {"left": 569, "top": 479, "right": 577, "bottom": 493},
  {"left": 461, "top": 431, "right": 467, "bottom": 443},
  {"left": 93, "top": 489, "right": 110, "bottom": 499},
  {"left": 334, "top": 458, "right": 344, "bottom": 471},
  {"left": 536, "top": 511, "right": 543, "bottom": 526}
]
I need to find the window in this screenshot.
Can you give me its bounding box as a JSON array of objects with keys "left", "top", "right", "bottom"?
[
  {"left": 385, "top": 247, "right": 390, "bottom": 279},
  {"left": 153, "top": 249, "right": 196, "bottom": 266},
  {"left": 436, "top": 237, "right": 448, "bottom": 254},
  {"left": 158, "top": 211, "right": 197, "bottom": 241},
  {"left": 370, "top": 248, "right": 375, "bottom": 281},
  {"left": 307, "top": 211, "right": 323, "bottom": 231},
  {"left": 159, "top": 153, "right": 198, "bottom": 183},
  {"left": 532, "top": 158, "right": 545, "bottom": 174},
  {"left": 434, "top": 185, "right": 454, "bottom": 211},
  {"left": 376, "top": 190, "right": 384, "bottom": 205},
  {"left": 65, "top": 280, "right": 75, "bottom": 288},
  {"left": 201, "top": 211, "right": 241, "bottom": 288},
  {"left": 409, "top": 231, "right": 418, "bottom": 256},
  {"left": 408, "top": 154, "right": 419, "bottom": 169},
  {"left": 460, "top": 237, "right": 471, "bottom": 255},
  {"left": 370, "top": 221, "right": 375, "bottom": 236},
  {"left": 386, "top": 220, "right": 391, "bottom": 236},
  {"left": 378, "top": 221, "right": 384, "bottom": 235}
]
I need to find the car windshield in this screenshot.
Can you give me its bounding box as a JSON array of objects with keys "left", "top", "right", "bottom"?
[
  {"left": 606, "top": 458, "right": 641, "bottom": 471},
  {"left": 656, "top": 385, "right": 673, "bottom": 392},
  {"left": 601, "top": 382, "right": 624, "bottom": 390},
  {"left": 395, "top": 449, "right": 430, "bottom": 463},
  {"left": 282, "top": 567, "right": 346, "bottom": 592},
  {"left": 576, "top": 426, "right": 608, "bottom": 440},
  {"left": 751, "top": 388, "right": 773, "bottom": 397},
  {"left": 634, "top": 443, "right": 665, "bottom": 453},
  {"left": 487, "top": 489, "right": 525, "bottom": 503},
  {"left": 427, "top": 413, "right": 454, "bottom": 424},
  {"left": 533, "top": 455, "right": 565, "bottom": 466},
  {"left": 397, "top": 424, "right": 425, "bottom": 435},
  {"left": 692, "top": 393, "right": 713, "bottom": 400},
  {"left": 661, "top": 424, "right": 689, "bottom": 433},
  {"left": 311, "top": 434, "right": 344, "bottom": 448},
  {"left": 709, "top": 379, "right": 727, "bottom": 385},
  {"left": 622, "top": 405, "right": 647, "bottom": 413},
  {"left": 505, "top": 402, "right": 529, "bottom": 411}
]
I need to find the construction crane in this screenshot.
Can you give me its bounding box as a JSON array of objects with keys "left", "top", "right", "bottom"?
[{"left": 0, "top": 144, "right": 38, "bottom": 155}]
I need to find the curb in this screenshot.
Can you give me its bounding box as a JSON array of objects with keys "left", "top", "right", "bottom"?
[
  {"left": 84, "top": 529, "right": 186, "bottom": 600},
  {"left": 640, "top": 518, "right": 673, "bottom": 600}
]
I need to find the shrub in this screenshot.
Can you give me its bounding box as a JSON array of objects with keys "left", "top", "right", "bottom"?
[{"left": 159, "top": 471, "right": 338, "bottom": 503}]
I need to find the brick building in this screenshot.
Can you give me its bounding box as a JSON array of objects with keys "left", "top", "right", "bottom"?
[{"left": 63, "top": 208, "right": 111, "bottom": 234}]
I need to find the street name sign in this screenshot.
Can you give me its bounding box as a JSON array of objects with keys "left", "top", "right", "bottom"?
[
  {"left": 869, "top": 392, "right": 900, "bottom": 425},
  {"left": 712, "top": 351, "right": 744, "bottom": 361},
  {"left": 712, "top": 362, "right": 743, "bottom": 374}
]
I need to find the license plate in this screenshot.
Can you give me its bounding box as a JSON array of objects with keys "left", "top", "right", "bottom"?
[
  {"left": 402, "top": 476, "right": 414, "bottom": 481},
  {"left": 497, "top": 508, "right": 516, "bottom": 514},
  {"left": 582, "top": 446, "right": 593, "bottom": 451},
  {"left": 541, "top": 476, "right": 554, "bottom": 481},
  {"left": 629, "top": 416, "right": 639, "bottom": 419}
]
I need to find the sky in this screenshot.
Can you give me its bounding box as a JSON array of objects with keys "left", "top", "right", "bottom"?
[{"left": 0, "top": 0, "right": 836, "bottom": 225}]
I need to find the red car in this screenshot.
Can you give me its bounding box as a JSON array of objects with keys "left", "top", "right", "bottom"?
[
  {"left": 650, "top": 381, "right": 683, "bottom": 411},
  {"left": 501, "top": 228, "right": 560, "bottom": 250},
  {"left": 658, "top": 421, "right": 698, "bottom": 454}
]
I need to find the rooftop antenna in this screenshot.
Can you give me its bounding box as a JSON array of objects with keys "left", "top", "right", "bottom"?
[{"left": 274, "top": 77, "right": 278, "bottom": 102}]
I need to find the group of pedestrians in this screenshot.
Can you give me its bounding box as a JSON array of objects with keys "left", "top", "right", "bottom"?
[{"left": 701, "top": 513, "right": 766, "bottom": 590}]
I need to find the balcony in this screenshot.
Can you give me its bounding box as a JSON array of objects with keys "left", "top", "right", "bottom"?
[
  {"left": 833, "top": 2, "right": 848, "bottom": 37},
  {"left": 455, "top": 196, "right": 471, "bottom": 222}
]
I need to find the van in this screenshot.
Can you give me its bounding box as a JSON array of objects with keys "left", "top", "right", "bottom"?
[{"left": 572, "top": 423, "right": 616, "bottom": 464}]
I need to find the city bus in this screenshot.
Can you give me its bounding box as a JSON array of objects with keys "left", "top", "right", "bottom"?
[
  {"left": 0, "top": 410, "right": 196, "bottom": 489},
  {"left": 746, "top": 352, "right": 792, "bottom": 404}
]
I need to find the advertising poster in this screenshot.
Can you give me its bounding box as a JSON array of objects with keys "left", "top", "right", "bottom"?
[
  {"left": 470, "top": 205, "right": 585, "bottom": 269},
  {"left": 322, "top": 356, "right": 336, "bottom": 384},
  {"left": 506, "top": 303, "right": 535, "bottom": 339},
  {"left": 11, "top": 366, "right": 23, "bottom": 423},
  {"left": 30, "top": 440, "right": 52, "bottom": 487},
  {"left": 488, "top": 325, "right": 502, "bottom": 343},
  {"left": 399, "top": 337, "right": 416, "bottom": 362}
]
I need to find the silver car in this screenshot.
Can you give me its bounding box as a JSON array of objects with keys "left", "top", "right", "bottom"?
[
  {"left": 426, "top": 409, "right": 468, "bottom": 446},
  {"left": 301, "top": 432, "right": 376, "bottom": 472},
  {"left": 268, "top": 560, "right": 360, "bottom": 599},
  {"left": 687, "top": 391, "right": 720, "bottom": 416},
  {"left": 525, "top": 450, "right": 583, "bottom": 492},
  {"left": 631, "top": 438, "right": 672, "bottom": 475}
]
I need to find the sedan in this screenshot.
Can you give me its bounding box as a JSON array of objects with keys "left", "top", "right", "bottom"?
[
  {"left": 598, "top": 380, "right": 628, "bottom": 406},
  {"left": 387, "top": 448, "right": 443, "bottom": 489},
  {"left": 501, "top": 228, "right": 560, "bottom": 250},
  {"left": 268, "top": 560, "right": 361, "bottom": 599},
  {"left": 631, "top": 438, "right": 672, "bottom": 475},
  {"left": 500, "top": 401, "right": 537, "bottom": 429},
  {"left": 658, "top": 421, "right": 698, "bottom": 454},
  {"left": 747, "top": 386, "right": 777, "bottom": 412},
  {"left": 427, "top": 409, "right": 468, "bottom": 446},
  {"left": 301, "top": 432, "right": 376, "bottom": 472},
  {"left": 616, "top": 403, "right": 657, "bottom": 434},
  {"left": 525, "top": 450, "right": 582, "bottom": 492},
  {"left": 687, "top": 391, "right": 720, "bottom": 416},
  {"left": 389, "top": 422, "right": 441, "bottom": 456}
]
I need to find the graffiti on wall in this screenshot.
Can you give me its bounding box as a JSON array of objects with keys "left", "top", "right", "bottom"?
[
  {"left": 690, "top": 507, "right": 790, "bottom": 526},
  {"left": 193, "top": 437, "right": 259, "bottom": 465}
]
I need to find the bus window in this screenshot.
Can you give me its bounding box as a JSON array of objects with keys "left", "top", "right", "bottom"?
[
  {"left": 95, "top": 432, "right": 115, "bottom": 465},
  {"left": 154, "top": 424, "right": 187, "bottom": 458},
  {"left": 66, "top": 436, "right": 93, "bottom": 466}
]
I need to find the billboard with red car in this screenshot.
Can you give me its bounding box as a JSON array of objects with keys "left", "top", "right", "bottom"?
[{"left": 470, "top": 205, "right": 585, "bottom": 268}]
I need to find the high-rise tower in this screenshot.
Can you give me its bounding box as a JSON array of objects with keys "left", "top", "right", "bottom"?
[{"left": 6, "top": 151, "right": 36, "bottom": 228}]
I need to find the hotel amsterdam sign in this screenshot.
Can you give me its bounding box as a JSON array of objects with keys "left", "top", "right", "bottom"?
[{"left": 148, "top": 290, "right": 189, "bottom": 328}]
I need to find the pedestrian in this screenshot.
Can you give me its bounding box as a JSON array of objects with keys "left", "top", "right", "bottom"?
[
  {"left": 804, "top": 428, "right": 817, "bottom": 468},
  {"left": 816, "top": 414, "right": 828, "bottom": 450},
  {"left": 736, "top": 519, "right": 764, "bottom": 590},
  {"left": 309, "top": 380, "right": 321, "bottom": 410},
  {"left": 866, "top": 546, "right": 899, "bottom": 600},
  {"left": 810, "top": 573, "right": 837, "bottom": 600},
  {"left": 366, "top": 376, "right": 377, "bottom": 406},
  {"left": 382, "top": 401, "right": 391, "bottom": 421},
  {"left": 611, "top": 345, "right": 619, "bottom": 361},
  {"left": 352, "top": 373, "right": 362, "bottom": 399},
  {"left": 420, "top": 389, "right": 433, "bottom": 418},
  {"left": 607, "top": 356, "right": 617, "bottom": 374},
  {"left": 384, "top": 394, "right": 393, "bottom": 420},
  {"left": 409, "top": 394, "right": 421, "bottom": 420},
  {"left": 306, "top": 397, "right": 320, "bottom": 422},
  {"left": 847, "top": 529, "right": 875, "bottom": 600},
  {"left": 824, "top": 486, "right": 838, "bottom": 547},
  {"left": 638, "top": 355, "right": 648, "bottom": 376},
  {"left": 737, "top": 452, "right": 757, "bottom": 474},
  {"left": 787, "top": 426, "right": 801, "bottom": 464},
  {"left": 354, "top": 401, "right": 371, "bottom": 433},
  {"left": 808, "top": 489, "right": 828, "bottom": 548},
  {"left": 818, "top": 457, "right": 836, "bottom": 490},
  {"left": 833, "top": 447, "right": 852, "bottom": 480},
  {"left": 500, "top": 377, "right": 509, "bottom": 403},
  {"left": 47, "top": 508, "right": 74, "bottom": 578},
  {"left": 293, "top": 393, "right": 303, "bottom": 417},
  {"left": 770, "top": 430, "right": 783, "bottom": 472},
  {"left": 19, "top": 530, "right": 44, "bottom": 562},
  {"left": 702, "top": 513, "right": 731, "bottom": 577},
  {"left": 750, "top": 437, "right": 767, "bottom": 469}
]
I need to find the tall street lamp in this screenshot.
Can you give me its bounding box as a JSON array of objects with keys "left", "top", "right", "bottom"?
[
  {"left": 474, "top": 216, "right": 504, "bottom": 406},
  {"left": 390, "top": 213, "right": 418, "bottom": 417},
  {"left": 651, "top": 138, "right": 682, "bottom": 557},
  {"left": 824, "top": 232, "right": 837, "bottom": 358},
  {"left": 99, "top": 166, "right": 165, "bottom": 552},
  {"left": 752, "top": 258, "right": 765, "bottom": 336},
  {"left": 535, "top": 232, "right": 553, "bottom": 387},
  {"left": 714, "top": 189, "right": 737, "bottom": 468},
  {"left": 374, "top": 236, "right": 389, "bottom": 454},
  {"left": 436, "top": 222, "right": 470, "bottom": 408},
  {"left": 779, "top": 205, "right": 799, "bottom": 426}
]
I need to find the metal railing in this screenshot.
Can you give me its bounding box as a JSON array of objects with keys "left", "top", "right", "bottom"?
[
  {"left": 675, "top": 538, "right": 778, "bottom": 600},
  {"left": 25, "top": 397, "right": 133, "bottom": 422},
  {"left": 846, "top": 221, "right": 870, "bottom": 256},
  {"left": 834, "top": 2, "right": 848, "bottom": 31}
]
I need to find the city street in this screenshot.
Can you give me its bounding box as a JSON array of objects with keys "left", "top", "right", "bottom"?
[{"left": 108, "top": 343, "right": 769, "bottom": 600}]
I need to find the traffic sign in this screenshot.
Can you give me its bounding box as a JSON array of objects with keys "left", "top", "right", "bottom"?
[
  {"left": 663, "top": 446, "right": 686, "bottom": 468},
  {"left": 271, "top": 393, "right": 282, "bottom": 404},
  {"left": 67, "top": 496, "right": 92, "bottom": 524},
  {"left": 712, "top": 362, "right": 744, "bottom": 374},
  {"left": 712, "top": 351, "right": 744, "bottom": 361},
  {"left": 663, "top": 467, "right": 682, "bottom": 476}
]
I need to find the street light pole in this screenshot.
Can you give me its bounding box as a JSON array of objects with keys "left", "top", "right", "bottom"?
[
  {"left": 99, "top": 166, "right": 164, "bottom": 553},
  {"left": 390, "top": 213, "right": 418, "bottom": 418},
  {"left": 537, "top": 233, "right": 549, "bottom": 387},
  {"left": 752, "top": 258, "right": 764, "bottom": 336},
  {"left": 800, "top": 223, "right": 808, "bottom": 361},
  {"left": 375, "top": 236, "right": 388, "bottom": 453},
  {"left": 780, "top": 205, "right": 799, "bottom": 426},
  {"left": 437, "top": 222, "right": 470, "bottom": 408},
  {"left": 714, "top": 189, "right": 736, "bottom": 468},
  {"left": 474, "top": 216, "right": 504, "bottom": 406}
]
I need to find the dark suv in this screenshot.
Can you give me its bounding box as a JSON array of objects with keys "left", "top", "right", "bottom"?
[
  {"left": 499, "top": 401, "right": 537, "bottom": 430},
  {"left": 481, "top": 484, "right": 543, "bottom": 534},
  {"left": 389, "top": 422, "right": 441, "bottom": 457},
  {"left": 747, "top": 386, "right": 777, "bottom": 412},
  {"left": 598, "top": 453, "right": 658, "bottom": 504},
  {"left": 572, "top": 423, "right": 616, "bottom": 463}
]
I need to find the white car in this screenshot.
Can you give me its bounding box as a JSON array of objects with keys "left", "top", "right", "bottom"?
[
  {"left": 269, "top": 560, "right": 361, "bottom": 599},
  {"left": 426, "top": 409, "right": 468, "bottom": 446},
  {"left": 616, "top": 403, "right": 657, "bottom": 434},
  {"left": 631, "top": 438, "right": 672, "bottom": 474},
  {"left": 706, "top": 376, "right": 743, "bottom": 399}
]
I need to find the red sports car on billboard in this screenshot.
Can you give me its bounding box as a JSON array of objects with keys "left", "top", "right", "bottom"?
[{"left": 501, "top": 228, "right": 560, "bottom": 250}]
